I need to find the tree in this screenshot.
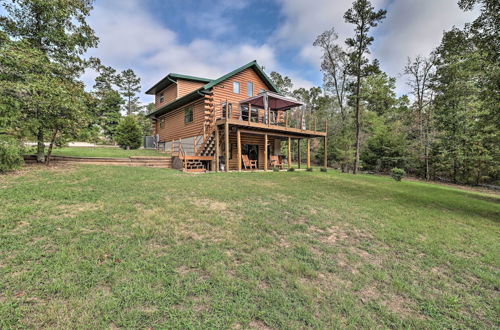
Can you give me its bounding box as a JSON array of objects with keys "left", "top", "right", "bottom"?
[
  {"left": 314, "top": 28, "right": 350, "bottom": 121},
  {"left": 344, "top": 0, "right": 386, "bottom": 174},
  {"left": 269, "top": 71, "right": 293, "bottom": 96},
  {"left": 404, "top": 56, "right": 435, "bottom": 180},
  {"left": 115, "top": 116, "right": 142, "bottom": 150},
  {"left": 92, "top": 65, "right": 123, "bottom": 141},
  {"left": 432, "top": 26, "right": 498, "bottom": 184},
  {"left": 0, "top": 0, "right": 98, "bottom": 162},
  {"left": 118, "top": 69, "right": 141, "bottom": 115}
]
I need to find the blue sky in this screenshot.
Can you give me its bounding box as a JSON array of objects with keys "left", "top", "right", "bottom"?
[{"left": 79, "top": 0, "right": 477, "bottom": 103}]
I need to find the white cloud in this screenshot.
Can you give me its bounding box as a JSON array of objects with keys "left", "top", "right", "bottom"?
[
  {"left": 82, "top": 0, "right": 479, "bottom": 103},
  {"left": 273, "top": 0, "right": 478, "bottom": 95},
  {"left": 373, "top": 0, "right": 478, "bottom": 94},
  {"left": 84, "top": 0, "right": 281, "bottom": 103}
]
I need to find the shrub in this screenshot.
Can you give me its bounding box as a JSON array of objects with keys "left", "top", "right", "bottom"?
[
  {"left": 320, "top": 167, "right": 327, "bottom": 172},
  {"left": 390, "top": 167, "right": 405, "bottom": 181},
  {"left": 115, "top": 116, "right": 142, "bottom": 150},
  {"left": 272, "top": 167, "right": 280, "bottom": 172},
  {"left": 0, "top": 137, "right": 23, "bottom": 173},
  {"left": 287, "top": 167, "right": 295, "bottom": 172},
  {"left": 306, "top": 167, "right": 313, "bottom": 172}
]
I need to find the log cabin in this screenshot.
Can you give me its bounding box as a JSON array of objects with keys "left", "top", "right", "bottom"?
[{"left": 146, "top": 60, "right": 327, "bottom": 172}]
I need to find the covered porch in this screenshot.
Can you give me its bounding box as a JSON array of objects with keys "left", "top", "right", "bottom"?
[{"left": 213, "top": 122, "right": 327, "bottom": 172}]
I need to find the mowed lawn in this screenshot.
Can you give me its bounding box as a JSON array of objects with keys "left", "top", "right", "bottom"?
[
  {"left": 0, "top": 165, "right": 498, "bottom": 328},
  {"left": 51, "top": 147, "right": 169, "bottom": 158}
]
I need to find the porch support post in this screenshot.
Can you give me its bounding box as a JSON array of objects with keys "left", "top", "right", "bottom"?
[
  {"left": 264, "top": 134, "right": 268, "bottom": 171},
  {"left": 297, "top": 139, "right": 301, "bottom": 169},
  {"left": 237, "top": 129, "right": 242, "bottom": 172},
  {"left": 307, "top": 138, "right": 311, "bottom": 168},
  {"left": 323, "top": 121, "right": 328, "bottom": 168},
  {"left": 248, "top": 103, "right": 251, "bottom": 125},
  {"left": 215, "top": 125, "right": 220, "bottom": 172},
  {"left": 323, "top": 135, "right": 328, "bottom": 169},
  {"left": 225, "top": 121, "right": 230, "bottom": 172},
  {"left": 288, "top": 137, "right": 292, "bottom": 169}
]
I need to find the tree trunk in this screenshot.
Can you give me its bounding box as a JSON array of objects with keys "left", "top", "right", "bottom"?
[
  {"left": 36, "top": 127, "right": 45, "bottom": 163},
  {"left": 353, "top": 74, "right": 361, "bottom": 174},
  {"left": 45, "top": 129, "right": 59, "bottom": 165}
]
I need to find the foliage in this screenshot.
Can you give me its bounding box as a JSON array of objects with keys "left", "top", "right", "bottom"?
[
  {"left": 390, "top": 167, "right": 405, "bottom": 181},
  {"left": 117, "top": 69, "right": 141, "bottom": 115},
  {"left": 115, "top": 116, "right": 143, "bottom": 150},
  {"left": 306, "top": 167, "right": 313, "bottom": 172},
  {"left": 287, "top": 167, "right": 295, "bottom": 172},
  {"left": 0, "top": 39, "right": 92, "bottom": 164},
  {"left": 344, "top": 0, "right": 386, "bottom": 174},
  {"left": 269, "top": 71, "right": 293, "bottom": 96},
  {"left": 320, "top": 167, "right": 327, "bottom": 172},
  {"left": 0, "top": 0, "right": 98, "bottom": 162},
  {"left": 90, "top": 65, "right": 124, "bottom": 141},
  {"left": 0, "top": 136, "right": 23, "bottom": 173},
  {"left": 361, "top": 115, "right": 407, "bottom": 172},
  {"left": 272, "top": 167, "right": 280, "bottom": 172}
]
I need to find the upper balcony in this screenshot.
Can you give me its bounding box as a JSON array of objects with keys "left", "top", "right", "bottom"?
[{"left": 214, "top": 91, "right": 327, "bottom": 138}]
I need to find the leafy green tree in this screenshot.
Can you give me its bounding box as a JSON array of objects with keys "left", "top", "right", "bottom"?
[
  {"left": 344, "top": 0, "right": 386, "bottom": 174},
  {"left": 92, "top": 65, "right": 123, "bottom": 141},
  {"left": 269, "top": 71, "right": 293, "bottom": 96},
  {"left": 115, "top": 116, "right": 142, "bottom": 150},
  {"left": 404, "top": 56, "right": 435, "bottom": 180},
  {"left": 0, "top": 0, "right": 98, "bottom": 162},
  {"left": 314, "top": 27, "right": 350, "bottom": 121},
  {"left": 432, "top": 26, "right": 498, "bottom": 184},
  {"left": 117, "top": 69, "right": 141, "bottom": 115}
]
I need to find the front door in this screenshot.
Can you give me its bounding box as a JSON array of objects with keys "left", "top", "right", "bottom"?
[{"left": 242, "top": 144, "right": 259, "bottom": 168}]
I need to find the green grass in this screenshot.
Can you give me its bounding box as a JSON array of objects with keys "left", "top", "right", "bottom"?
[
  {"left": 51, "top": 147, "right": 169, "bottom": 158},
  {"left": 0, "top": 165, "right": 499, "bottom": 328}
]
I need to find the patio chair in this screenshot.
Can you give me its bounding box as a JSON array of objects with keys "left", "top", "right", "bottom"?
[
  {"left": 242, "top": 154, "right": 258, "bottom": 170},
  {"left": 270, "top": 155, "right": 284, "bottom": 169}
]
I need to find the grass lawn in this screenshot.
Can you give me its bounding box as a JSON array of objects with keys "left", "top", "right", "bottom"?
[
  {"left": 0, "top": 165, "right": 498, "bottom": 328},
  {"left": 51, "top": 147, "right": 169, "bottom": 158}
]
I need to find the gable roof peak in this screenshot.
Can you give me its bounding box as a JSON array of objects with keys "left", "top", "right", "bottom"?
[{"left": 202, "top": 60, "right": 280, "bottom": 93}]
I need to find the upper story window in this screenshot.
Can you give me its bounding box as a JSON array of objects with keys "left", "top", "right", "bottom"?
[
  {"left": 233, "top": 81, "right": 240, "bottom": 94},
  {"left": 247, "top": 82, "right": 253, "bottom": 96},
  {"left": 159, "top": 118, "right": 165, "bottom": 128},
  {"left": 184, "top": 106, "right": 193, "bottom": 123},
  {"left": 159, "top": 92, "right": 165, "bottom": 103}
]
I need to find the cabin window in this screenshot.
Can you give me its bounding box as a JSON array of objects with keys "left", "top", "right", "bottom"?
[
  {"left": 184, "top": 106, "right": 193, "bottom": 123},
  {"left": 233, "top": 81, "right": 240, "bottom": 94},
  {"left": 159, "top": 118, "right": 165, "bottom": 128},
  {"left": 247, "top": 82, "right": 253, "bottom": 96},
  {"left": 159, "top": 92, "right": 164, "bottom": 103}
]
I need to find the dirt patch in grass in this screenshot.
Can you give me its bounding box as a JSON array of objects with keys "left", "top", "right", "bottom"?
[
  {"left": 359, "top": 284, "right": 421, "bottom": 319},
  {"left": 55, "top": 202, "right": 102, "bottom": 218},
  {"left": 249, "top": 320, "right": 272, "bottom": 329},
  {"left": 190, "top": 198, "right": 228, "bottom": 211}
]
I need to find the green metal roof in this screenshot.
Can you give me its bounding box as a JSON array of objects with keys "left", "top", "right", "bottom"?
[
  {"left": 169, "top": 73, "right": 212, "bottom": 83},
  {"left": 202, "top": 60, "right": 280, "bottom": 93},
  {"left": 145, "top": 73, "right": 212, "bottom": 95},
  {"left": 146, "top": 88, "right": 208, "bottom": 118},
  {"left": 146, "top": 60, "right": 280, "bottom": 118}
]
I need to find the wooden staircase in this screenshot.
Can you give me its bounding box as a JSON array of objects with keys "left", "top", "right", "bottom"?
[{"left": 171, "top": 94, "right": 218, "bottom": 172}]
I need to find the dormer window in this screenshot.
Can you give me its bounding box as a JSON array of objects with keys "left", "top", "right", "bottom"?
[
  {"left": 233, "top": 81, "right": 240, "bottom": 94},
  {"left": 159, "top": 92, "right": 165, "bottom": 103}
]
